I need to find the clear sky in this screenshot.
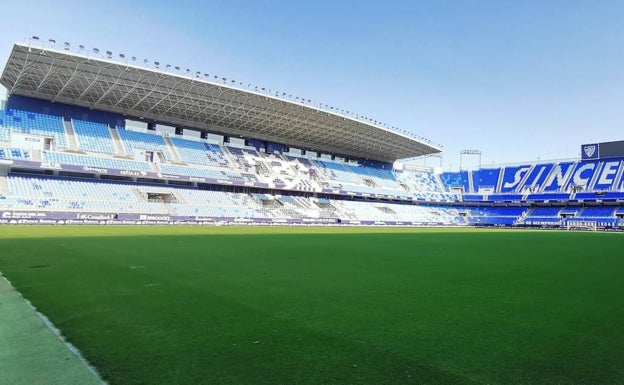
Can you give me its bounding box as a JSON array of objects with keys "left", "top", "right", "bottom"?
[{"left": 0, "top": 0, "right": 623, "bottom": 170}]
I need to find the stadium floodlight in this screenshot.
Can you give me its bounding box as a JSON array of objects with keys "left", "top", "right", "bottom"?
[
  {"left": 93, "top": 48, "right": 100, "bottom": 53},
  {"left": 143, "top": 59, "right": 148, "bottom": 64},
  {"left": 132, "top": 56, "right": 137, "bottom": 61},
  {"left": 48, "top": 39, "right": 56, "bottom": 45},
  {"left": 32, "top": 36, "right": 40, "bottom": 40},
  {"left": 460, "top": 149, "right": 482, "bottom": 170},
  {"left": 78, "top": 45, "right": 84, "bottom": 51},
  {"left": 154, "top": 61, "right": 160, "bottom": 68},
  {"left": 119, "top": 54, "right": 125, "bottom": 59},
  {"left": 106, "top": 51, "right": 112, "bottom": 59},
  {"left": 63, "top": 42, "right": 70, "bottom": 50}
]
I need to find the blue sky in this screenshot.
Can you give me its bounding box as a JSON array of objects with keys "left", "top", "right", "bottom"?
[{"left": 1, "top": 0, "right": 623, "bottom": 169}]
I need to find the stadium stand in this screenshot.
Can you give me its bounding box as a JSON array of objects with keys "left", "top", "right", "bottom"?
[
  {"left": 42, "top": 151, "right": 151, "bottom": 172},
  {"left": 117, "top": 128, "right": 172, "bottom": 160},
  {"left": 0, "top": 109, "right": 68, "bottom": 148},
  {"left": 443, "top": 159, "right": 624, "bottom": 201},
  {"left": 315, "top": 161, "right": 361, "bottom": 184},
  {"left": 465, "top": 206, "right": 527, "bottom": 226},
  {"left": 72, "top": 119, "right": 115, "bottom": 154},
  {"left": 439, "top": 171, "right": 471, "bottom": 193},
  {"left": 170, "top": 137, "right": 230, "bottom": 167},
  {"left": 0, "top": 105, "right": 621, "bottom": 229},
  {"left": 0, "top": 174, "right": 464, "bottom": 225},
  {"left": 0, "top": 43, "right": 621, "bottom": 229},
  {"left": 158, "top": 164, "right": 236, "bottom": 181},
  {"left": 0, "top": 126, "right": 10, "bottom": 142},
  {"left": 0, "top": 147, "right": 29, "bottom": 160},
  {"left": 486, "top": 194, "right": 524, "bottom": 202},
  {"left": 4, "top": 176, "right": 168, "bottom": 213},
  {"left": 578, "top": 206, "right": 616, "bottom": 218},
  {"left": 499, "top": 165, "right": 532, "bottom": 193},
  {"left": 472, "top": 168, "right": 501, "bottom": 192},
  {"left": 523, "top": 207, "right": 563, "bottom": 225}
]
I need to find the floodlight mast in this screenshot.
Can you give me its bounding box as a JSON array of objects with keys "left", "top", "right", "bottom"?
[{"left": 460, "top": 149, "right": 482, "bottom": 170}]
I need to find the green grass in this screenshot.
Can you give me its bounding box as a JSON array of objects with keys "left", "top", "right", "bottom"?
[
  {"left": 0, "top": 274, "right": 102, "bottom": 385},
  {"left": 0, "top": 226, "right": 623, "bottom": 385}
]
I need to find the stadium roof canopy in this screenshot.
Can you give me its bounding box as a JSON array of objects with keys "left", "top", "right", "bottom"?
[{"left": 0, "top": 43, "right": 441, "bottom": 162}]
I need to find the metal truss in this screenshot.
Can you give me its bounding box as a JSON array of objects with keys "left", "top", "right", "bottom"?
[{"left": 0, "top": 43, "right": 441, "bottom": 162}]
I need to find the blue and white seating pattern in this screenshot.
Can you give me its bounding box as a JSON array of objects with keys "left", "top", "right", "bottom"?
[
  {"left": 440, "top": 171, "right": 470, "bottom": 192},
  {"left": 395, "top": 171, "right": 456, "bottom": 201},
  {"left": 43, "top": 151, "right": 151, "bottom": 172},
  {"left": 0, "top": 126, "right": 10, "bottom": 142},
  {"left": 72, "top": 119, "right": 115, "bottom": 154},
  {"left": 472, "top": 168, "right": 501, "bottom": 191},
  {"left": 443, "top": 158, "right": 624, "bottom": 204},
  {"left": 524, "top": 207, "right": 562, "bottom": 224},
  {"left": 499, "top": 165, "right": 532, "bottom": 193},
  {"left": 1, "top": 175, "right": 466, "bottom": 225},
  {"left": 225, "top": 147, "right": 258, "bottom": 171},
  {"left": 117, "top": 129, "right": 171, "bottom": 160},
  {"left": 158, "top": 164, "right": 234, "bottom": 180},
  {"left": 315, "top": 161, "right": 361, "bottom": 184},
  {"left": 0, "top": 147, "right": 30, "bottom": 160},
  {"left": 0, "top": 109, "right": 68, "bottom": 148},
  {"left": 463, "top": 206, "right": 527, "bottom": 226},
  {"left": 332, "top": 200, "right": 461, "bottom": 224},
  {"left": 1, "top": 109, "right": 622, "bottom": 226},
  {"left": 578, "top": 206, "right": 616, "bottom": 218},
  {"left": 341, "top": 183, "right": 377, "bottom": 195},
  {"left": 169, "top": 137, "right": 230, "bottom": 167},
  {"left": 171, "top": 190, "right": 265, "bottom": 218},
  {"left": 3, "top": 177, "right": 167, "bottom": 213}
]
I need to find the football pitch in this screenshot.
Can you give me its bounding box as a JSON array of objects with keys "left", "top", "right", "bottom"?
[{"left": 0, "top": 226, "right": 623, "bottom": 385}]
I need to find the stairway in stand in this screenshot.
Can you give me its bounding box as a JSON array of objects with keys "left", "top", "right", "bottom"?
[
  {"left": 109, "top": 128, "right": 127, "bottom": 156},
  {"left": 63, "top": 120, "right": 79, "bottom": 151},
  {"left": 163, "top": 136, "right": 182, "bottom": 163}
]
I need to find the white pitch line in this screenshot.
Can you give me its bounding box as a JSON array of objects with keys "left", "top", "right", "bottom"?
[{"left": 0, "top": 274, "right": 107, "bottom": 385}]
